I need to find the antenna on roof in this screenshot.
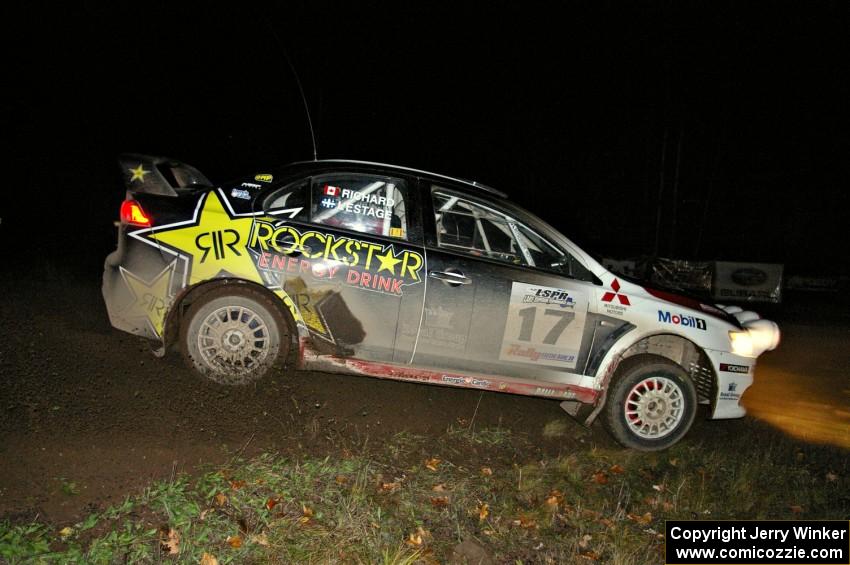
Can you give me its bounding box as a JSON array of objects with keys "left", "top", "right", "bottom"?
[{"left": 261, "top": 15, "right": 318, "bottom": 161}]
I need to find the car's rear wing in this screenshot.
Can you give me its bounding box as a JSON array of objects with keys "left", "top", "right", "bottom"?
[{"left": 119, "top": 153, "right": 212, "bottom": 197}]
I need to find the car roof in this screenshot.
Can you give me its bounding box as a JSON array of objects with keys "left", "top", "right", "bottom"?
[{"left": 282, "top": 159, "right": 508, "bottom": 199}]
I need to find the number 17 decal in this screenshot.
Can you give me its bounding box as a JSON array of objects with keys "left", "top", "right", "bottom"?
[{"left": 499, "top": 282, "right": 587, "bottom": 369}]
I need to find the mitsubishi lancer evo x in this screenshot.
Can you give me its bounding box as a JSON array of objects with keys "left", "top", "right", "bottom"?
[{"left": 103, "top": 154, "right": 780, "bottom": 450}]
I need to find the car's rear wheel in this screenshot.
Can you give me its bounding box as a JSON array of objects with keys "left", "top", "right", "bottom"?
[
  {"left": 180, "top": 286, "right": 291, "bottom": 385},
  {"left": 601, "top": 355, "right": 697, "bottom": 451}
]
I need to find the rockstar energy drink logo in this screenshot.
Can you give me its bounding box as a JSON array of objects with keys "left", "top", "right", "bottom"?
[
  {"left": 249, "top": 220, "right": 424, "bottom": 295},
  {"left": 250, "top": 221, "right": 422, "bottom": 280},
  {"left": 195, "top": 229, "right": 241, "bottom": 262}
]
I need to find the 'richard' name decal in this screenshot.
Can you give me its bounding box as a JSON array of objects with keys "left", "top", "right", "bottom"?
[{"left": 657, "top": 310, "right": 707, "bottom": 331}]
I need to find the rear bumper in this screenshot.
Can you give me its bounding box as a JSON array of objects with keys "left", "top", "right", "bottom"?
[
  {"left": 103, "top": 250, "right": 157, "bottom": 340},
  {"left": 102, "top": 222, "right": 173, "bottom": 341}
]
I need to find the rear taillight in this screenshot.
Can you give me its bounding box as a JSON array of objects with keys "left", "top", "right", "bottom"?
[{"left": 120, "top": 200, "right": 152, "bottom": 227}]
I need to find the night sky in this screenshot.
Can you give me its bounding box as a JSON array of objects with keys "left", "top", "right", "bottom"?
[{"left": 6, "top": 2, "right": 849, "bottom": 277}]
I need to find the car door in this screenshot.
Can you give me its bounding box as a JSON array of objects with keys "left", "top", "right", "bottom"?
[
  {"left": 251, "top": 172, "right": 425, "bottom": 364},
  {"left": 413, "top": 186, "right": 600, "bottom": 384}
]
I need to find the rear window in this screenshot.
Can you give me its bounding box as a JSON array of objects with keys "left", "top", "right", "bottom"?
[{"left": 310, "top": 174, "right": 409, "bottom": 239}]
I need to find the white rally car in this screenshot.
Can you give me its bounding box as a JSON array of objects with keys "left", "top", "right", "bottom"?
[{"left": 103, "top": 156, "right": 781, "bottom": 450}]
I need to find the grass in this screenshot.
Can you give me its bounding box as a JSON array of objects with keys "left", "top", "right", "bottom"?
[{"left": 1, "top": 422, "right": 848, "bottom": 564}]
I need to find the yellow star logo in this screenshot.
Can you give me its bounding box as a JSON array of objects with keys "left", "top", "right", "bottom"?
[
  {"left": 119, "top": 262, "right": 175, "bottom": 337},
  {"left": 129, "top": 164, "right": 150, "bottom": 182},
  {"left": 375, "top": 248, "right": 402, "bottom": 275},
  {"left": 153, "top": 191, "right": 261, "bottom": 284}
]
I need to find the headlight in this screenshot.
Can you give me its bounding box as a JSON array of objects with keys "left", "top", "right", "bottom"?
[
  {"left": 729, "top": 330, "right": 754, "bottom": 357},
  {"left": 745, "top": 319, "right": 781, "bottom": 352}
]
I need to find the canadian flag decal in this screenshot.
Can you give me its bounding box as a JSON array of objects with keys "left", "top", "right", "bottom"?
[
  {"left": 323, "top": 184, "right": 341, "bottom": 197},
  {"left": 601, "top": 278, "right": 631, "bottom": 306}
]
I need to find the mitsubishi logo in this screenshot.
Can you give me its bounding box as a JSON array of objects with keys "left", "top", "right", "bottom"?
[{"left": 602, "top": 278, "right": 630, "bottom": 306}]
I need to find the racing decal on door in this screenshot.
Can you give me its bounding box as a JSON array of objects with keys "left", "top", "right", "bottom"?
[
  {"left": 498, "top": 282, "right": 587, "bottom": 369},
  {"left": 248, "top": 220, "right": 424, "bottom": 296},
  {"left": 281, "top": 278, "right": 366, "bottom": 348}
]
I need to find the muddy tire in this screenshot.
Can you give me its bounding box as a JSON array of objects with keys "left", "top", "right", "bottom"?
[
  {"left": 602, "top": 355, "right": 697, "bottom": 451},
  {"left": 180, "top": 285, "right": 291, "bottom": 385}
]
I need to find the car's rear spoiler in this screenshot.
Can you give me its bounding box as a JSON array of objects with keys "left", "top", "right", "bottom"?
[{"left": 119, "top": 153, "right": 212, "bottom": 197}]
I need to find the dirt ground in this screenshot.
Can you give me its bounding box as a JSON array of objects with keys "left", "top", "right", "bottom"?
[{"left": 1, "top": 274, "right": 848, "bottom": 526}]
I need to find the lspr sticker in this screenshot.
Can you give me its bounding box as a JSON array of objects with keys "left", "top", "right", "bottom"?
[{"left": 499, "top": 282, "right": 587, "bottom": 369}]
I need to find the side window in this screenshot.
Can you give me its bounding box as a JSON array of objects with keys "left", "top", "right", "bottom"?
[
  {"left": 310, "top": 174, "right": 409, "bottom": 239},
  {"left": 262, "top": 179, "right": 308, "bottom": 220},
  {"left": 433, "top": 191, "right": 523, "bottom": 264},
  {"left": 433, "top": 188, "right": 595, "bottom": 281}
]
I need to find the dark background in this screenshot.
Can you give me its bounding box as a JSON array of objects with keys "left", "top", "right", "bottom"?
[{"left": 5, "top": 1, "right": 849, "bottom": 277}]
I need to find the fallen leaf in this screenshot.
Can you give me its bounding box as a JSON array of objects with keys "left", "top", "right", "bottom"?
[
  {"left": 432, "top": 483, "right": 448, "bottom": 492},
  {"left": 226, "top": 535, "right": 242, "bottom": 549},
  {"left": 425, "top": 457, "right": 441, "bottom": 472},
  {"left": 826, "top": 472, "right": 838, "bottom": 483},
  {"left": 592, "top": 472, "right": 608, "bottom": 485},
  {"left": 296, "top": 504, "right": 314, "bottom": 525},
  {"left": 598, "top": 518, "right": 615, "bottom": 529},
  {"left": 266, "top": 497, "right": 278, "bottom": 510},
  {"left": 456, "top": 417, "right": 469, "bottom": 426},
  {"left": 159, "top": 527, "right": 180, "bottom": 555},
  {"left": 578, "top": 534, "right": 592, "bottom": 549},
  {"left": 652, "top": 484, "right": 665, "bottom": 492},
  {"left": 790, "top": 505, "right": 804, "bottom": 514},
  {"left": 609, "top": 464, "right": 625, "bottom": 474},
  {"left": 579, "top": 551, "right": 601, "bottom": 561},
  {"left": 335, "top": 475, "right": 349, "bottom": 485},
  {"left": 662, "top": 501, "right": 674, "bottom": 512},
  {"left": 380, "top": 481, "right": 401, "bottom": 493},
  {"left": 513, "top": 514, "right": 537, "bottom": 529},
  {"left": 405, "top": 527, "right": 431, "bottom": 547},
  {"left": 545, "top": 489, "right": 564, "bottom": 510},
  {"left": 200, "top": 553, "right": 219, "bottom": 565},
  {"left": 229, "top": 480, "right": 246, "bottom": 490},
  {"left": 669, "top": 458, "right": 679, "bottom": 467},
  {"left": 215, "top": 493, "right": 227, "bottom": 507},
  {"left": 627, "top": 512, "right": 653, "bottom": 526},
  {"left": 581, "top": 509, "right": 602, "bottom": 520},
  {"left": 478, "top": 502, "right": 490, "bottom": 521},
  {"left": 250, "top": 532, "right": 269, "bottom": 546},
  {"left": 430, "top": 496, "right": 449, "bottom": 508},
  {"left": 480, "top": 467, "right": 493, "bottom": 476},
  {"left": 58, "top": 526, "right": 74, "bottom": 539},
  {"left": 200, "top": 509, "right": 211, "bottom": 520}
]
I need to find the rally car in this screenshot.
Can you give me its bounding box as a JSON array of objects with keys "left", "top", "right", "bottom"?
[{"left": 103, "top": 154, "right": 780, "bottom": 450}]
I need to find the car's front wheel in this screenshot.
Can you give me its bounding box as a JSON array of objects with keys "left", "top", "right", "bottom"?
[
  {"left": 601, "top": 355, "right": 697, "bottom": 451},
  {"left": 180, "top": 285, "right": 291, "bottom": 385}
]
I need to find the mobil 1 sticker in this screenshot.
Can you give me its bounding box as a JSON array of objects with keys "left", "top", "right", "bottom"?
[{"left": 499, "top": 282, "right": 587, "bottom": 369}]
